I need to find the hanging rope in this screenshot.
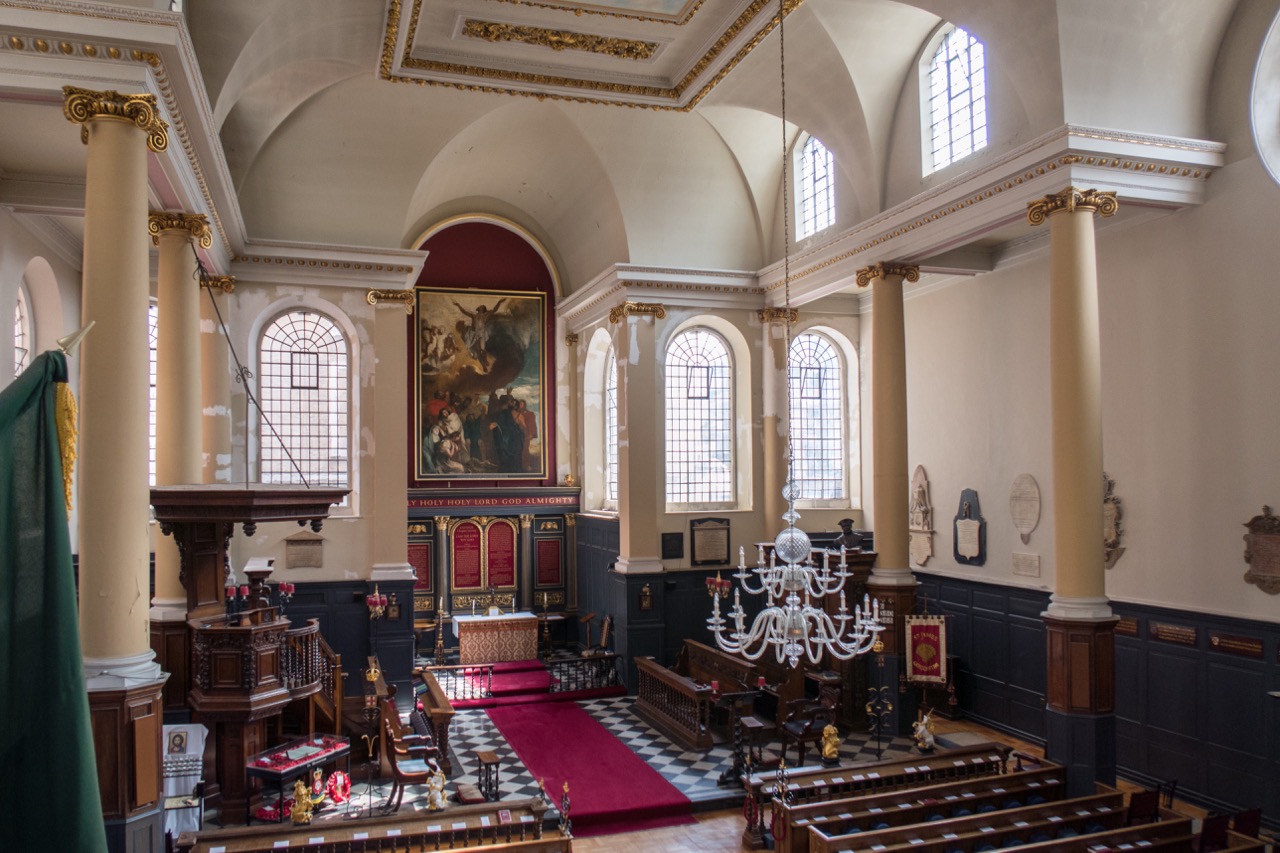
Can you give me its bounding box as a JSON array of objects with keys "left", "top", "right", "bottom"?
[{"left": 779, "top": 0, "right": 797, "bottom": 514}]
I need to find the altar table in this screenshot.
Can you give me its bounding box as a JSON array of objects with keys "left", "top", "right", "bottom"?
[{"left": 453, "top": 611, "right": 539, "bottom": 664}]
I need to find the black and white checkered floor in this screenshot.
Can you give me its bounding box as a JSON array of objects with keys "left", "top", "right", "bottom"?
[{"left": 299, "top": 695, "right": 916, "bottom": 821}]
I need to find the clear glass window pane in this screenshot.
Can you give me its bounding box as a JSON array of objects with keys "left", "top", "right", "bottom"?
[
  {"left": 929, "top": 26, "right": 988, "bottom": 173},
  {"left": 13, "top": 288, "right": 30, "bottom": 377},
  {"left": 604, "top": 346, "right": 618, "bottom": 503},
  {"left": 148, "top": 303, "right": 158, "bottom": 486},
  {"left": 665, "top": 328, "right": 733, "bottom": 503},
  {"left": 788, "top": 332, "right": 844, "bottom": 501},
  {"left": 798, "top": 136, "right": 836, "bottom": 240}
]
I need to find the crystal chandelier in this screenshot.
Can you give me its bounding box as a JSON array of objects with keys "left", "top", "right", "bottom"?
[{"left": 705, "top": 0, "right": 883, "bottom": 669}]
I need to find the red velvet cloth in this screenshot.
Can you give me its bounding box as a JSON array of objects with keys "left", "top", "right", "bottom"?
[{"left": 487, "top": 702, "right": 693, "bottom": 837}]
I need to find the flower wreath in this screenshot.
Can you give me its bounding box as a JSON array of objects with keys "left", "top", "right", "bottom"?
[{"left": 325, "top": 770, "right": 352, "bottom": 804}]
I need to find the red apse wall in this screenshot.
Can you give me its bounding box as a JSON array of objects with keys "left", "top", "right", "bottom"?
[{"left": 407, "top": 221, "right": 558, "bottom": 488}]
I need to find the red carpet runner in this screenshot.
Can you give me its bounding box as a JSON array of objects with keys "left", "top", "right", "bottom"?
[{"left": 487, "top": 702, "right": 694, "bottom": 838}]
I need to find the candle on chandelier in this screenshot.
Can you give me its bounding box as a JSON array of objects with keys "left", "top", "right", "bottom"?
[
  {"left": 711, "top": 680, "right": 720, "bottom": 693},
  {"left": 239, "top": 584, "right": 249, "bottom": 599},
  {"left": 757, "top": 675, "right": 766, "bottom": 688},
  {"left": 225, "top": 584, "right": 235, "bottom": 601}
]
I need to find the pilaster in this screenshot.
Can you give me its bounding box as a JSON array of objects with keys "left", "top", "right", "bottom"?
[{"left": 612, "top": 302, "right": 664, "bottom": 573}]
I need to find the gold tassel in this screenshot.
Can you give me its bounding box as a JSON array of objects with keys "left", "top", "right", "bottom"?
[{"left": 55, "top": 381, "right": 78, "bottom": 514}]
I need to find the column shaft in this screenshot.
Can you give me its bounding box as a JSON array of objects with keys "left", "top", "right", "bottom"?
[
  {"left": 78, "top": 117, "right": 155, "bottom": 664},
  {"left": 869, "top": 273, "right": 910, "bottom": 574},
  {"left": 615, "top": 314, "right": 662, "bottom": 572},
  {"left": 370, "top": 300, "right": 411, "bottom": 577},
  {"left": 201, "top": 287, "right": 233, "bottom": 484}
]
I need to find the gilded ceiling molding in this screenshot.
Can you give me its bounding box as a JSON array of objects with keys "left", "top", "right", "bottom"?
[
  {"left": 200, "top": 275, "right": 236, "bottom": 294},
  {"left": 235, "top": 256, "right": 416, "bottom": 274},
  {"left": 366, "top": 289, "right": 415, "bottom": 313},
  {"left": 1026, "top": 187, "right": 1120, "bottom": 226},
  {"left": 489, "top": 0, "right": 705, "bottom": 26},
  {"left": 62, "top": 86, "right": 169, "bottom": 153},
  {"left": 854, "top": 262, "right": 920, "bottom": 288},
  {"left": 608, "top": 301, "right": 666, "bottom": 324},
  {"left": 147, "top": 211, "right": 212, "bottom": 249},
  {"left": 757, "top": 307, "right": 798, "bottom": 324},
  {"left": 380, "top": 0, "right": 801, "bottom": 110},
  {"left": 462, "top": 20, "right": 658, "bottom": 61}
]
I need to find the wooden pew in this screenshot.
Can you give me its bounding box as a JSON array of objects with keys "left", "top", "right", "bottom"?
[
  {"left": 806, "top": 789, "right": 1125, "bottom": 853},
  {"left": 841, "top": 816, "right": 1195, "bottom": 853},
  {"left": 174, "top": 797, "right": 562, "bottom": 852},
  {"left": 413, "top": 667, "right": 456, "bottom": 773},
  {"left": 633, "top": 654, "right": 716, "bottom": 750},
  {"left": 786, "top": 766, "right": 1067, "bottom": 853}
]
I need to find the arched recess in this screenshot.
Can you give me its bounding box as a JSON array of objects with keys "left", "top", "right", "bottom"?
[
  {"left": 581, "top": 327, "right": 614, "bottom": 512},
  {"left": 402, "top": 101, "right": 628, "bottom": 293},
  {"left": 1252, "top": 7, "right": 1280, "bottom": 186},
  {"left": 22, "top": 256, "right": 63, "bottom": 357},
  {"left": 659, "top": 314, "right": 755, "bottom": 512},
  {"left": 408, "top": 217, "right": 560, "bottom": 489}
]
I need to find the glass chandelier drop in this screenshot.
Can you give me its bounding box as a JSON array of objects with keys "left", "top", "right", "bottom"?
[{"left": 705, "top": 0, "right": 883, "bottom": 669}]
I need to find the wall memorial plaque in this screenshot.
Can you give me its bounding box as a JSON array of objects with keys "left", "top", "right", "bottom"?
[
  {"left": 909, "top": 465, "right": 935, "bottom": 567},
  {"left": 408, "top": 540, "right": 432, "bottom": 591},
  {"left": 1011, "top": 552, "right": 1040, "bottom": 578},
  {"left": 1008, "top": 473, "right": 1041, "bottom": 545},
  {"left": 953, "top": 488, "right": 987, "bottom": 566},
  {"left": 691, "top": 518, "right": 731, "bottom": 566},
  {"left": 1209, "top": 631, "right": 1264, "bottom": 659},
  {"left": 487, "top": 520, "right": 517, "bottom": 587},
  {"left": 536, "top": 538, "right": 563, "bottom": 586},
  {"left": 1149, "top": 621, "right": 1197, "bottom": 646},
  {"left": 1115, "top": 617, "right": 1139, "bottom": 637},
  {"left": 661, "top": 531, "right": 684, "bottom": 560},
  {"left": 1242, "top": 505, "right": 1280, "bottom": 595},
  {"left": 451, "top": 520, "right": 483, "bottom": 589}
]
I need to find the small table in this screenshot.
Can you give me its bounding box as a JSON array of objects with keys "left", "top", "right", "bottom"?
[
  {"left": 475, "top": 750, "right": 500, "bottom": 801},
  {"left": 245, "top": 734, "right": 351, "bottom": 824}
]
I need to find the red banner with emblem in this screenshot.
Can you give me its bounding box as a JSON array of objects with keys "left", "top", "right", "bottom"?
[{"left": 905, "top": 615, "right": 947, "bottom": 684}]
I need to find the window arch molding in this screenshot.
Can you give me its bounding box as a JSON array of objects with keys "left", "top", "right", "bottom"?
[
  {"left": 580, "top": 326, "right": 616, "bottom": 512},
  {"left": 918, "top": 21, "right": 988, "bottom": 176},
  {"left": 785, "top": 324, "right": 861, "bottom": 509},
  {"left": 246, "top": 296, "right": 361, "bottom": 515},
  {"left": 659, "top": 314, "right": 754, "bottom": 511}
]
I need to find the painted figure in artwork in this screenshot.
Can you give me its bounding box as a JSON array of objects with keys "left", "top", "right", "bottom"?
[{"left": 454, "top": 298, "right": 507, "bottom": 371}]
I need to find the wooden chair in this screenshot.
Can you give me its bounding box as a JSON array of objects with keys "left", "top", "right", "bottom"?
[
  {"left": 1197, "top": 812, "right": 1231, "bottom": 852},
  {"left": 780, "top": 691, "right": 837, "bottom": 766},
  {"left": 381, "top": 704, "right": 440, "bottom": 813},
  {"left": 582, "top": 613, "right": 613, "bottom": 656},
  {"left": 1231, "top": 807, "right": 1262, "bottom": 837},
  {"left": 1126, "top": 788, "right": 1161, "bottom": 825}
]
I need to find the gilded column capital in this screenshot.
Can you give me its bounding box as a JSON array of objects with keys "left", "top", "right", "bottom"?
[
  {"left": 564, "top": 514, "right": 577, "bottom": 528},
  {"left": 520, "top": 514, "right": 533, "bottom": 530},
  {"left": 366, "top": 289, "right": 415, "bottom": 314},
  {"left": 608, "top": 300, "right": 666, "bottom": 324},
  {"left": 434, "top": 516, "right": 449, "bottom": 532},
  {"left": 200, "top": 275, "right": 236, "bottom": 293},
  {"left": 757, "top": 307, "right": 799, "bottom": 324},
  {"left": 147, "top": 211, "right": 212, "bottom": 249},
  {"left": 855, "top": 262, "right": 921, "bottom": 288},
  {"left": 564, "top": 332, "right": 580, "bottom": 347},
  {"left": 62, "top": 86, "right": 169, "bottom": 153},
  {"left": 1026, "top": 187, "right": 1119, "bottom": 226}
]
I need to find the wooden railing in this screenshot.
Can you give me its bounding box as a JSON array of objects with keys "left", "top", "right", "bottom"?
[
  {"left": 633, "top": 656, "right": 714, "bottom": 750},
  {"left": 281, "top": 618, "right": 322, "bottom": 698},
  {"left": 422, "top": 661, "right": 494, "bottom": 702},
  {"left": 312, "top": 634, "right": 343, "bottom": 735},
  {"left": 547, "top": 654, "right": 622, "bottom": 693}
]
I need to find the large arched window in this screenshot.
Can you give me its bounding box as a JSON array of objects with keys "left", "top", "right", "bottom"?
[
  {"left": 604, "top": 344, "right": 618, "bottom": 504},
  {"left": 788, "top": 331, "right": 845, "bottom": 501},
  {"left": 665, "top": 327, "right": 733, "bottom": 504},
  {"left": 13, "top": 287, "right": 30, "bottom": 377},
  {"left": 258, "top": 310, "right": 350, "bottom": 489},
  {"left": 928, "top": 25, "right": 987, "bottom": 173},
  {"left": 798, "top": 135, "right": 835, "bottom": 239},
  {"left": 148, "top": 303, "right": 158, "bottom": 486}
]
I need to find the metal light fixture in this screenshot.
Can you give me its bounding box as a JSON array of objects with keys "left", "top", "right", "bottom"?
[{"left": 706, "top": 0, "right": 883, "bottom": 669}]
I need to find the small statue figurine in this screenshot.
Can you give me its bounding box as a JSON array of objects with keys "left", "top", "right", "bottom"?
[
  {"left": 426, "top": 768, "right": 447, "bottom": 811},
  {"left": 820, "top": 724, "right": 840, "bottom": 764},
  {"left": 912, "top": 711, "right": 936, "bottom": 753},
  {"left": 291, "top": 778, "right": 315, "bottom": 825}
]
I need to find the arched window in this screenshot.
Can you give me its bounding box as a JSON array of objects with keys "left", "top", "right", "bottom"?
[
  {"left": 13, "top": 287, "right": 30, "bottom": 377},
  {"left": 788, "top": 332, "right": 845, "bottom": 501},
  {"left": 798, "top": 136, "right": 835, "bottom": 239},
  {"left": 604, "top": 344, "right": 618, "bottom": 504},
  {"left": 665, "top": 327, "right": 733, "bottom": 504},
  {"left": 928, "top": 25, "right": 987, "bottom": 173},
  {"left": 148, "top": 303, "right": 158, "bottom": 486},
  {"left": 258, "top": 310, "right": 350, "bottom": 489}
]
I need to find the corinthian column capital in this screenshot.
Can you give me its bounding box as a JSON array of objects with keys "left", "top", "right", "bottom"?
[
  {"left": 148, "top": 211, "right": 212, "bottom": 249},
  {"left": 855, "top": 262, "right": 920, "bottom": 288},
  {"left": 1026, "top": 187, "right": 1119, "bottom": 226},
  {"left": 63, "top": 86, "right": 169, "bottom": 153}
]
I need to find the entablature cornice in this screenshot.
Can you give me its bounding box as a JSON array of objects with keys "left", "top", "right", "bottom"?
[
  {"left": 229, "top": 239, "right": 428, "bottom": 290},
  {"left": 758, "top": 124, "right": 1226, "bottom": 308},
  {"left": 557, "top": 262, "right": 761, "bottom": 330}
]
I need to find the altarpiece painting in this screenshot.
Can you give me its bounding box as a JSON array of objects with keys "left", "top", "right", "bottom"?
[{"left": 415, "top": 287, "right": 546, "bottom": 480}]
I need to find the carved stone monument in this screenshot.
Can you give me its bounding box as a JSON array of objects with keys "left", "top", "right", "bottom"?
[
  {"left": 908, "top": 465, "right": 934, "bottom": 567},
  {"left": 1243, "top": 505, "right": 1280, "bottom": 594},
  {"left": 1008, "top": 473, "right": 1041, "bottom": 545},
  {"left": 1103, "top": 471, "right": 1125, "bottom": 570}
]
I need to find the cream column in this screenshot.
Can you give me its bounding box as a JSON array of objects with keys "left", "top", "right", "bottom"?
[
  {"left": 760, "top": 309, "right": 794, "bottom": 536},
  {"left": 562, "top": 329, "right": 581, "bottom": 486},
  {"left": 1027, "top": 188, "right": 1118, "bottom": 618},
  {"left": 856, "top": 262, "right": 919, "bottom": 583},
  {"left": 65, "top": 88, "right": 169, "bottom": 680},
  {"left": 368, "top": 290, "right": 415, "bottom": 584},
  {"left": 201, "top": 276, "right": 236, "bottom": 485},
  {"left": 149, "top": 213, "right": 211, "bottom": 613},
  {"left": 612, "top": 301, "right": 665, "bottom": 573}
]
